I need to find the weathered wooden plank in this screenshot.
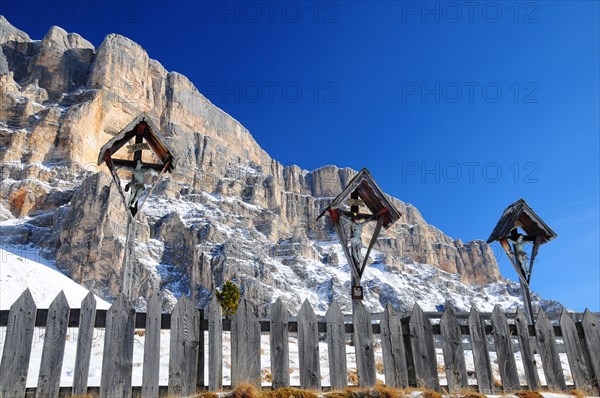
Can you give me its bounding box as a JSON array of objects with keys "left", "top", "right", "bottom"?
[
  {"left": 408, "top": 303, "right": 440, "bottom": 391},
  {"left": 208, "top": 294, "right": 223, "bottom": 391},
  {"left": 100, "top": 294, "right": 135, "bottom": 398},
  {"left": 535, "top": 309, "right": 566, "bottom": 390},
  {"left": 353, "top": 301, "right": 376, "bottom": 387},
  {"left": 468, "top": 307, "right": 494, "bottom": 394},
  {"left": 0, "top": 289, "right": 37, "bottom": 398},
  {"left": 440, "top": 306, "right": 468, "bottom": 392},
  {"left": 270, "top": 298, "right": 290, "bottom": 388},
  {"left": 380, "top": 303, "right": 408, "bottom": 388},
  {"left": 581, "top": 309, "right": 600, "bottom": 388},
  {"left": 490, "top": 306, "right": 520, "bottom": 392},
  {"left": 231, "top": 298, "right": 261, "bottom": 387},
  {"left": 197, "top": 308, "right": 204, "bottom": 391},
  {"left": 326, "top": 300, "right": 347, "bottom": 390},
  {"left": 560, "top": 310, "right": 593, "bottom": 390},
  {"left": 298, "top": 299, "right": 321, "bottom": 389},
  {"left": 72, "top": 292, "right": 96, "bottom": 396},
  {"left": 515, "top": 308, "right": 540, "bottom": 391},
  {"left": 142, "top": 292, "right": 161, "bottom": 398},
  {"left": 168, "top": 295, "right": 199, "bottom": 397},
  {"left": 36, "top": 291, "right": 70, "bottom": 398}
]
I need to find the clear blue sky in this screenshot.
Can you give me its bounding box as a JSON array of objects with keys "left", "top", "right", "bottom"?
[{"left": 2, "top": 1, "right": 598, "bottom": 311}]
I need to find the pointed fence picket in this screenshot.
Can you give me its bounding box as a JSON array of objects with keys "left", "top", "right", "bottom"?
[{"left": 1, "top": 290, "right": 599, "bottom": 396}]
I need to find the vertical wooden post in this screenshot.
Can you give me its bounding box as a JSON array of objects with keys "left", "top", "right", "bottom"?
[
  {"left": 36, "top": 292, "right": 70, "bottom": 398},
  {"left": 440, "top": 306, "right": 468, "bottom": 392},
  {"left": 0, "top": 289, "right": 37, "bottom": 398},
  {"left": 73, "top": 292, "right": 97, "bottom": 397},
  {"left": 380, "top": 303, "right": 408, "bottom": 388},
  {"left": 142, "top": 292, "right": 161, "bottom": 398},
  {"left": 298, "top": 300, "right": 321, "bottom": 389},
  {"left": 491, "top": 306, "right": 520, "bottom": 392},
  {"left": 353, "top": 301, "right": 376, "bottom": 387},
  {"left": 270, "top": 298, "right": 290, "bottom": 389},
  {"left": 535, "top": 310, "right": 566, "bottom": 390},
  {"left": 468, "top": 307, "right": 494, "bottom": 394},
  {"left": 514, "top": 308, "right": 540, "bottom": 391},
  {"left": 121, "top": 213, "right": 136, "bottom": 300},
  {"left": 326, "top": 300, "right": 348, "bottom": 390},
  {"left": 168, "top": 295, "right": 199, "bottom": 397},
  {"left": 408, "top": 303, "right": 440, "bottom": 391},
  {"left": 231, "top": 299, "right": 261, "bottom": 387},
  {"left": 208, "top": 294, "right": 223, "bottom": 391},
  {"left": 100, "top": 294, "right": 135, "bottom": 398},
  {"left": 581, "top": 309, "right": 600, "bottom": 389},
  {"left": 559, "top": 310, "right": 593, "bottom": 390}
]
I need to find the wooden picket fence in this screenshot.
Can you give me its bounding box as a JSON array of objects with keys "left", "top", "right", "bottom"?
[{"left": 0, "top": 289, "right": 599, "bottom": 397}]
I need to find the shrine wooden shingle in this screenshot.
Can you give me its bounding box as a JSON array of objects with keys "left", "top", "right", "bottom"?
[
  {"left": 487, "top": 198, "right": 556, "bottom": 244},
  {"left": 317, "top": 168, "right": 401, "bottom": 229},
  {"left": 97, "top": 113, "right": 177, "bottom": 172}
]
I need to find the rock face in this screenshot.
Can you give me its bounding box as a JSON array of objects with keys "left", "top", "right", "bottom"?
[{"left": 0, "top": 17, "right": 512, "bottom": 314}]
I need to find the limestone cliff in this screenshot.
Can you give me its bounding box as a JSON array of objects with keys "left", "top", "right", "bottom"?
[{"left": 0, "top": 17, "right": 514, "bottom": 315}]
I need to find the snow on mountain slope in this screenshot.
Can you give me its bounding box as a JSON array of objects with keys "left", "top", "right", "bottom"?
[{"left": 0, "top": 242, "right": 109, "bottom": 310}]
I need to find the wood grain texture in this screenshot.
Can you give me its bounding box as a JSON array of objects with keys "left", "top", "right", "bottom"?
[
  {"left": 270, "top": 298, "right": 290, "bottom": 388},
  {"left": 468, "top": 307, "right": 494, "bottom": 394},
  {"left": 408, "top": 303, "right": 440, "bottom": 391},
  {"left": 514, "top": 308, "right": 540, "bottom": 391},
  {"left": 581, "top": 309, "right": 600, "bottom": 388},
  {"left": 491, "top": 306, "right": 520, "bottom": 392},
  {"left": 168, "top": 295, "right": 199, "bottom": 397},
  {"left": 326, "top": 300, "right": 348, "bottom": 390},
  {"left": 100, "top": 294, "right": 135, "bottom": 398},
  {"left": 141, "top": 292, "right": 161, "bottom": 398},
  {"left": 208, "top": 294, "right": 223, "bottom": 391},
  {"left": 380, "top": 304, "right": 408, "bottom": 388},
  {"left": 440, "top": 306, "right": 467, "bottom": 392},
  {"left": 353, "top": 301, "right": 376, "bottom": 387},
  {"left": 535, "top": 310, "right": 566, "bottom": 390},
  {"left": 36, "top": 291, "right": 70, "bottom": 398},
  {"left": 72, "top": 292, "right": 96, "bottom": 396},
  {"left": 0, "top": 289, "right": 37, "bottom": 398},
  {"left": 559, "top": 310, "right": 592, "bottom": 390},
  {"left": 231, "top": 298, "right": 261, "bottom": 387},
  {"left": 298, "top": 299, "right": 321, "bottom": 389}
]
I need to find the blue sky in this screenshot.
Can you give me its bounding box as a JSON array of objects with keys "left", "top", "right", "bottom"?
[{"left": 2, "top": 1, "right": 598, "bottom": 311}]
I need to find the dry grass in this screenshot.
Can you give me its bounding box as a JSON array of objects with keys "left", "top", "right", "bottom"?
[
  {"left": 448, "top": 387, "right": 487, "bottom": 398},
  {"left": 232, "top": 382, "right": 260, "bottom": 398},
  {"left": 419, "top": 389, "right": 442, "bottom": 398},
  {"left": 570, "top": 390, "right": 587, "bottom": 398},
  {"left": 374, "top": 384, "right": 406, "bottom": 398},
  {"left": 262, "top": 369, "right": 273, "bottom": 383},
  {"left": 375, "top": 360, "right": 385, "bottom": 374},
  {"left": 134, "top": 329, "right": 145, "bottom": 337},
  {"left": 262, "top": 387, "right": 318, "bottom": 398},
  {"left": 515, "top": 391, "right": 544, "bottom": 398},
  {"left": 192, "top": 393, "right": 219, "bottom": 398},
  {"left": 347, "top": 369, "right": 359, "bottom": 385}
]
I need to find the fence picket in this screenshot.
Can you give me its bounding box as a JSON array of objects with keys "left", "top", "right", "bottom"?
[
  {"left": 380, "top": 304, "right": 408, "bottom": 388},
  {"left": 536, "top": 310, "right": 566, "bottom": 390},
  {"left": 354, "top": 301, "right": 376, "bottom": 387},
  {"left": 560, "top": 310, "right": 592, "bottom": 390},
  {"left": 298, "top": 299, "right": 321, "bottom": 389},
  {"left": 491, "top": 306, "right": 520, "bottom": 392},
  {"left": 468, "top": 307, "right": 494, "bottom": 394},
  {"left": 100, "top": 294, "right": 135, "bottom": 398},
  {"left": 270, "top": 298, "right": 290, "bottom": 388},
  {"left": 326, "top": 299, "right": 347, "bottom": 390},
  {"left": 581, "top": 309, "right": 600, "bottom": 388},
  {"left": 142, "top": 292, "right": 161, "bottom": 398},
  {"left": 408, "top": 303, "right": 440, "bottom": 391},
  {"left": 208, "top": 294, "right": 223, "bottom": 391},
  {"left": 440, "top": 306, "right": 468, "bottom": 392},
  {"left": 515, "top": 308, "right": 540, "bottom": 391},
  {"left": 36, "top": 291, "right": 70, "bottom": 398},
  {"left": 168, "top": 295, "right": 199, "bottom": 397},
  {"left": 0, "top": 289, "right": 37, "bottom": 398},
  {"left": 231, "top": 298, "right": 261, "bottom": 386},
  {"left": 72, "top": 292, "right": 96, "bottom": 396}
]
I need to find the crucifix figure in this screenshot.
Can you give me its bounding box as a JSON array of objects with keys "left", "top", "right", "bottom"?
[
  {"left": 507, "top": 227, "right": 536, "bottom": 279},
  {"left": 340, "top": 210, "right": 378, "bottom": 267},
  {"left": 125, "top": 160, "right": 146, "bottom": 210}
]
